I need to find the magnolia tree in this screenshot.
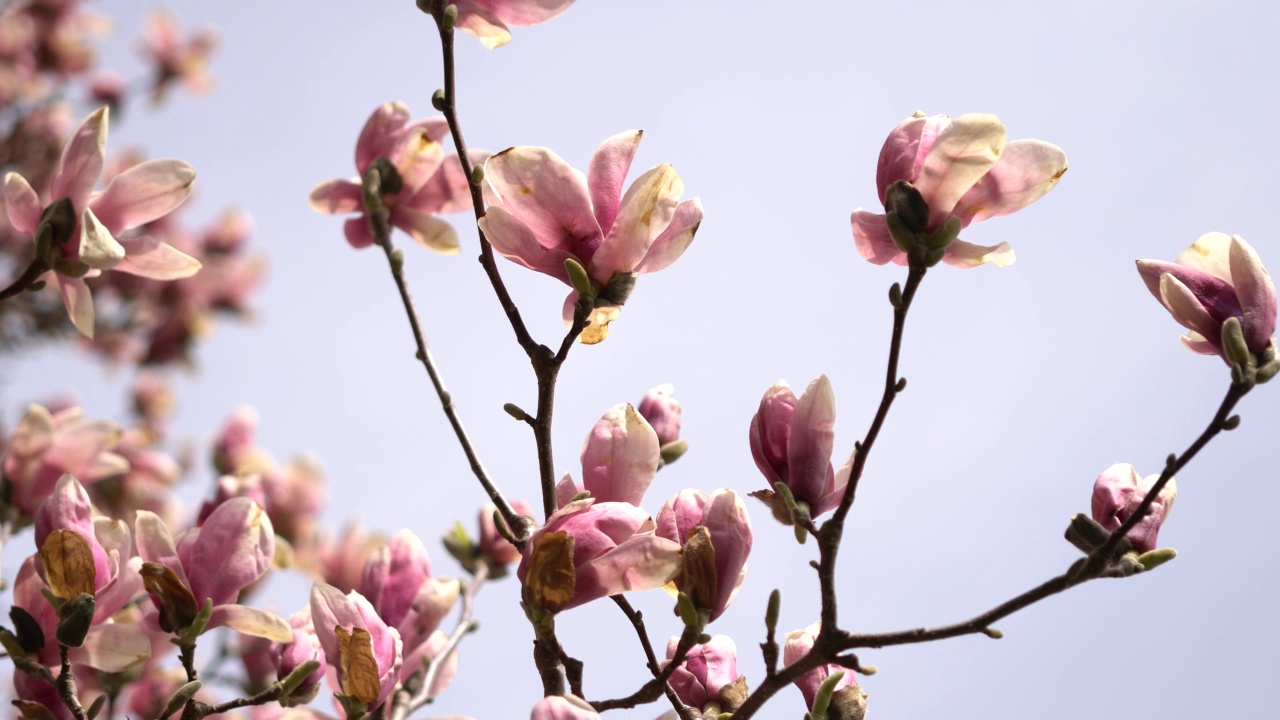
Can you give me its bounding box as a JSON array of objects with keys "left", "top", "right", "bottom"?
[{"left": 0, "top": 1, "right": 1276, "bottom": 719}]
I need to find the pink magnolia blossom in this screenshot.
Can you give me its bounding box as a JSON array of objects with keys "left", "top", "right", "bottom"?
[
  {"left": 2, "top": 403, "right": 128, "bottom": 516},
  {"left": 555, "top": 403, "right": 660, "bottom": 508},
  {"left": 3, "top": 106, "right": 201, "bottom": 336},
  {"left": 479, "top": 130, "right": 702, "bottom": 343},
  {"left": 656, "top": 489, "right": 752, "bottom": 621},
  {"left": 664, "top": 634, "right": 743, "bottom": 712},
  {"left": 358, "top": 529, "right": 433, "bottom": 631},
  {"left": 749, "top": 376, "right": 845, "bottom": 520},
  {"left": 213, "top": 405, "right": 262, "bottom": 474},
  {"left": 784, "top": 622, "right": 866, "bottom": 718},
  {"left": 529, "top": 694, "right": 600, "bottom": 720},
  {"left": 310, "top": 582, "right": 404, "bottom": 712},
  {"left": 140, "top": 10, "right": 216, "bottom": 101},
  {"left": 134, "top": 497, "right": 291, "bottom": 642},
  {"left": 518, "top": 497, "right": 682, "bottom": 612},
  {"left": 1092, "top": 462, "right": 1177, "bottom": 554},
  {"left": 309, "top": 102, "right": 474, "bottom": 253},
  {"left": 452, "top": 0, "right": 576, "bottom": 49},
  {"left": 852, "top": 112, "right": 1067, "bottom": 268},
  {"left": 1136, "top": 232, "right": 1277, "bottom": 361},
  {"left": 638, "top": 384, "right": 681, "bottom": 445}
]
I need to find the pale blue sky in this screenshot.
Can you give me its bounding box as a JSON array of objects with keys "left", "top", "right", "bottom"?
[{"left": 5, "top": 1, "right": 1280, "bottom": 718}]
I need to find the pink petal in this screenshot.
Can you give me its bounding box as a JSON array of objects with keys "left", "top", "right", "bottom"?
[
  {"left": 454, "top": 7, "right": 512, "bottom": 49},
  {"left": 359, "top": 529, "right": 431, "bottom": 630},
  {"left": 57, "top": 275, "right": 95, "bottom": 338},
  {"left": 951, "top": 139, "right": 1067, "bottom": 225},
  {"left": 580, "top": 404, "right": 659, "bottom": 507},
  {"left": 588, "top": 163, "right": 681, "bottom": 284},
  {"left": 187, "top": 497, "right": 274, "bottom": 607},
  {"left": 74, "top": 623, "right": 149, "bottom": 672},
  {"left": 10, "top": 404, "right": 55, "bottom": 457},
  {"left": 483, "top": 146, "right": 600, "bottom": 255},
  {"left": 1228, "top": 235, "right": 1277, "bottom": 351},
  {"left": 530, "top": 695, "right": 601, "bottom": 720},
  {"left": 344, "top": 216, "right": 375, "bottom": 249},
  {"left": 134, "top": 510, "right": 190, "bottom": 587},
  {"left": 114, "top": 235, "right": 202, "bottom": 280},
  {"left": 4, "top": 172, "right": 41, "bottom": 234},
  {"left": 1159, "top": 274, "right": 1222, "bottom": 343},
  {"left": 570, "top": 534, "right": 682, "bottom": 609},
  {"left": 1175, "top": 232, "right": 1234, "bottom": 283},
  {"left": 635, "top": 197, "right": 702, "bottom": 275},
  {"left": 478, "top": 205, "right": 574, "bottom": 282},
  {"left": 914, "top": 113, "right": 1005, "bottom": 228},
  {"left": 786, "top": 376, "right": 836, "bottom": 509},
  {"left": 309, "top": 179, "right": 363, "bottom": 215},
  {"left": 587, "top": 130, "right": 643, "bottom": 233},
  {"left": 208, "top": 604, "right": 294, "bottom": 642},
  {"left": 389, "top": 206, "right": 460, "bottom": 254},
  {"left": 876, "top": 112, "right": 949, "bottom": 203},
  {"left": 356, "top": 102, "right": 411, "bottom": 173},
  {"left": 406, "top": 152, "right": 481, "bottom": 216},
  {"left": 556, "top": 473, "right": 581, "bottom": 509},
  {"left": 90, "top": 159, "right": 195, "bottom": 235},
  {"left": 387, "top": 123, "right": 446, "bottom": 196},
  {"left": 50, "top": 107, "right": 108, "bottom": 211},
  {"left": 851, "top": 210, "right": 906, "bottom": 266},
  {"left": 941, "top": 238, "right": 1016, "bottom": 268},
  {"left": 475, "top": 0, "right": 577, "bottom": 25}
]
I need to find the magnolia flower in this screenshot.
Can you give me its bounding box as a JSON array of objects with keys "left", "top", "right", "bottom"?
[
  {"left": 309, "top": 102, "right": 473, "bottom": 253},
  {"left": 140, "top": 10, "right": 216, "bottom": 101},
  {"left": 134, "top": 498, "right": 291, "bottom": 642},
  {"left": 310, "top": 583, "right": 404, "bottom": 712},
  {"left": 656, "top": 489, "right": 752, "bottom": 622},
  {"left": 555, "top": 403, "right": 660, "bottom": 508},
  {"left": 479, "top": 130, "right": 702, "bottom": 343},
  {"left": 638, "top": 384, "right": 682, "bottom": 446},
  {"left": 784, "top": 622, "right": 868, "bottom": 720},
  {"left": 852, "top": 111, "right": 1067, "bottom": 268},
  {"left": 452, "top": 0, "right": 577, "bottom": 49},
  {"left": 2, "top": 106, "right": 201, "bottom": 336},
  {"left": 518, "top": 497, "right": 681, "bottom": 613},
  {"left": 2, "top": 403, "right": 128, "bottom": 516},
  {"left": 1136, "top": 233, "right": 1277, "bottom": 362},
  {"left": 749, "top": 376, "right": 845, "bottom": 521},
  {"left": 1092, "top": 463, "right": 1177, "bottom": 554},
  {"left": 530, "top": 694, "right": 600, "bottom": 720},
  {"left": 664, "top": 635, "right": 747, "bottom": 714}
]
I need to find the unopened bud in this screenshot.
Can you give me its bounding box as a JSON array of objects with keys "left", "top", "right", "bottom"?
[
  {"left": 470, "top": 164, "right": 485, "bottom": 186},
  {"left": 564, "top": 258, "right": 595, "bottom": 300},
  {"left": 1137, "top": 547, "right": 1177, "bottom": 571},
  {"left": 888, "top": 282, "right": 902, "bottom": 308},
  {"left": 431, "top": 88, "right": 446, "bottom": 111},
  {"left": 389, "top": 248, "right": 404, "bottom": 272},
  {"left": 659, "top": 439, "right": 689, "bottom": 466},
  {"left": 765, "top": 589, "right": 781, "bottom": 634},
  {"left": 1222, "top": 415, "right": 1241, "bottom": 430},
  {"left": 503, "top": 403, "right": 531, "bottom": 422},
  {"left": 441, "top": 4, "right": 458, "bottom": 29},
  {"left": 981, "top": 627, "right": 1003, "bottom": 639},
  {"left": 162, "top": 681, "right": 203, "bottom": 719}
]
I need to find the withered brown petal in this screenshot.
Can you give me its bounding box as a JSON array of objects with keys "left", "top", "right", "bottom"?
[
  {"left": 140, "top": 561, "right": 199, "bottom": 633},
  {"left": 521, "top": 530, "right": 576, "bottom": 614},
  {"left": 681, "top": 525, "right": 719, "bottom": 613},
  {"left": 336, "top": 625, "right": 381, "bottom": 705},
  {"left": 718, "top": 674, "right": 750, "bottom": 712},
  {"left": 39, "top": 529, "right": 97, "bottom": 599}
]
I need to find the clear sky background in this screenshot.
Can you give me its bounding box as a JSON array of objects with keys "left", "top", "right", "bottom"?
[{"left": 4, "top": 1, "right": 1280, "bottom": 718}]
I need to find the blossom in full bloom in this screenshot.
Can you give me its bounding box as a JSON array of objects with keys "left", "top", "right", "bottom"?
[
  {"left": 1091, "top": 462, "right": 1177, "bottom": 554},
  {"left": 309, "top": 102, "right": 474, "bottom": 253},
  {"left": 1136, "top": 232, "right": 1277, "bottom": 363},
  {"left": 852, "top": 111, "right": 1067, "bottom": 268},
  {"left": 656, "top": 489, "right": 752, "bottom": 621},
  {"left": 749, "top": 376, "right": 846, "bottom": 522},
  {"left": 451, "top": 0, "right": 577, "bottom": 49},
  {"left": 3, "top": 106, "right": 201, "bottom": 336},
  {"left": 479, "top": 130, "right": 702, "bottom": 343}
]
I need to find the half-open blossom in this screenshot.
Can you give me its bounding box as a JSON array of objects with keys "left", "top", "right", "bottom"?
[
  {"left": 134, "top": 498, "right": 291, "bottom": 641},
  {"left": 271, "top": 608, "right": 326, "bottom": 707},
  {"left": 2, "top": 106, "right": 201, "bottom": 336},
  {"left": 656, "top": 489, "right": 752, "bottom": 621},
  {"left": 664, "top": 635, "right": 746, "bottom": 714},
  {"left": 1092, "top": 463, "right": 1177, "bottom": 554},
  {"left": 453, "top": 0, "right": 576, "bottom": 49},
  {"left": 479, "top": 130, "right": 702, "bottom": 343},
  {"left": 1136, "top": 233, "right": 1277, "bottom": 362},
  {"left": 638, "top": 384, "right": 681, "bottom": 445},
  {"left": 309, "top": 102, "right": 473, "bottom": 253},
  {"left": 140, "top": 10, "right": 216, "bottom": 101},
  {"left": 784, "top": 622, "right": 867, "bottom": 720},
  {"left": 852, "top": 112, "right": 1067, "bottom": 268},
  {"left": 555, "top": 403, "right": 660, "bottom": 508},
  {"left": 2, "top": 403, "right": 128, "bottom": 516},
  {"left": 310, "top": 583, "right": 403, "bottom": 712},
  {"left": 748, "top": 376, "right": 844, "bottom": 521},
  {"left": 518, "top": 498, "right": 681, "bottom": 613},
  {"left": 530, "top": 694, "right": 600, "bottom": 720}
]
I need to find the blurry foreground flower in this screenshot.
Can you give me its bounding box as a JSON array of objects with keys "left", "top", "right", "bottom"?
[
  {"left": 309, "top": 102, "right": 473, "bottom": 253},
  {"left": 2, "top": 106, "right": 201, "bottom": 336},
  {"left": 1091, "top": 462, "right": 1176, "bottom": 554},
  {"left": 479, "top": 130, "right": 702, "bottom": 343},
  {"left": 1136, "top": 232, "right": 1277, "bottom": 367},
  {"left": 140, "top": 10, "right": 216, "bottom": 102},
  {"left": 2, "top": 403, "right": 127, "bottom": 516},
  {"left": 448, "top": 0, "right": 577, "bottom": 49},
  {"left": 852, "top": 111, "right": 1066, "bottom": 268}
]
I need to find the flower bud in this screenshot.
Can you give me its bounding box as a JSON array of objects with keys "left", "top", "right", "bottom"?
[
  {"left": 1090, "top": 463, "right": 1176, "bottom": 554},
  {"left": 638, "top": 384, "right": 682, "bottom": 445}
]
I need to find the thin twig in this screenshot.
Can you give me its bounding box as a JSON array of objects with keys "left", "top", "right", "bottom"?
[
  {"left": 57, "top": 645, "right": 88, "bottom": 720},
  {"left": 0, "top": 258, "right": 47, "bottom": 302}
]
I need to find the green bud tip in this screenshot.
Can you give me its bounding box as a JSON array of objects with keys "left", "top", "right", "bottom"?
[
  {"left": 390, "top": 248, "right": 404, "bottom": 270},
  {"left": 858, "top": 664, "right": 878, "bottom": 676},
  {"left": 503, "top": 403, "right": 530, "bottom": 422},
  {"left": 564, "top": 258, "right": 594, "bottom": 299},
  {"left": 441, "top": 4, "right": 458, "bottom": 29},
  {"left": 163, "top": 680, "right": 203, "bottom": 718},
  {"left": 431, "top": 89, "right": 446, "bottom": 111},
  {"left": 1137, "top": 547, "right": 1177, "bottom": 571},
  {"left": 470, "top": 165, "right": 485, "bottom": 186},
  {"left": 982, "top": 627, "right": 1004, "bottom": 639},
  {"left": 765, "top": 589, "right": 781, "bottom": 632}
]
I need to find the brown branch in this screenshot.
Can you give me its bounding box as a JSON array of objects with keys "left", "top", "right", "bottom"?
[{"left": 0, "top": 258, "right": 48, "bottom": 302}]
